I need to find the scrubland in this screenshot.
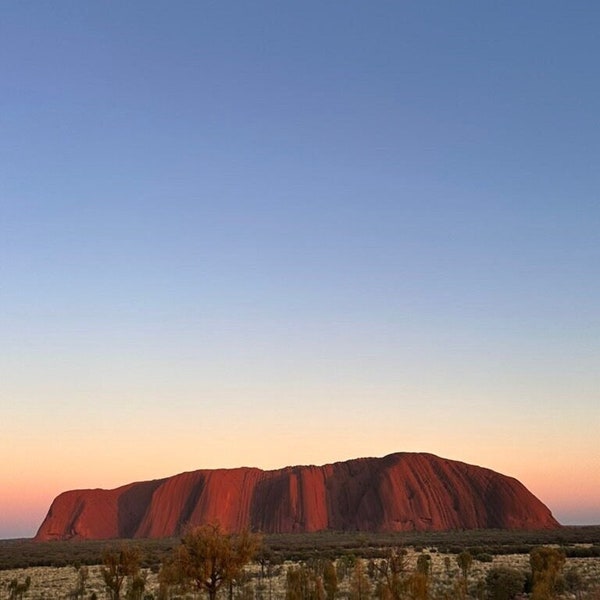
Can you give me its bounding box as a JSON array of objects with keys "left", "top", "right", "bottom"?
[
  {"left": 1, "top": 527, "right": 599, "bottom": 599},
  {"left": 2, "top": 552, "right": 600, "bottom": 598}
]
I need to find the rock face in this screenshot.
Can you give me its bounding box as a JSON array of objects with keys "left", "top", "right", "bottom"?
[{"left": 35, "top": 453, "right": 559, "bottom": 540}]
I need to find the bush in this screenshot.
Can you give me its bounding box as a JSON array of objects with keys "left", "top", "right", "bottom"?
[
  {"left": 486, "top": 566, "right": 526, "bottom": 600},
  {"left": 475, "top": 553, "right": 493, "bottom": 563}
]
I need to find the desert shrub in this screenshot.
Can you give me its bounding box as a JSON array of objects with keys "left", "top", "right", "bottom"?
[
  {"left": 349, "top": 559, "right": 372, "bottom": 600},
  {"left": 286, "top": 564, "right": 324, "bottom": 600},
  {"left": 475, "top": 553, "right": 493, "bottom": 563},
  {"left": 407, "top": 572, "right": 428, "bottom": 600},
  {"left": 101, "top": 545, "right": 143, "bottom": 600},
  {"left": 530, "top": 546, "right": 566, "bottom": 600},
  {"left": 322, "top": 559, "right": 337, "bottom": 600},
  {"left": 456, "top": 550, "right": 473, "bottom": 580},
  {"left": 416, "top": 553, "right": 431, "bottom": 577},
  {"left": 336, "top": 553, "right": 356, "bottom": 581},
  {"left": 486, "top": 566, "right": 526, "bottom": 600},
  {"left": 7, "top": 576, "right": 31, "bottom": 600},
  {"left": 565, "top": 545, "right": 600, "bottom": 558},
  {"left": 564, "top": 566, "right": 585, "bottom": 596},
  {"left": 69, "top": 564, "right": 89, "bottom": 599},
  {"left": 371, "top": 547, "right": 409, "bottom": 599}
]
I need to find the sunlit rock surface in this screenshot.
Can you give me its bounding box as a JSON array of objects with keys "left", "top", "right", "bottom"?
[{"left": 35, "top": 453, "right": 560, "bottom": 540}]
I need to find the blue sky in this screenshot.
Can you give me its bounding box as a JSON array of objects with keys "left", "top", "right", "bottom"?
[{"left": 1, "top": 2, "right": 599, "bottom": 538}]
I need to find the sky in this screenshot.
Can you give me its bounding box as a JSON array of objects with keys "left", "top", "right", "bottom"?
[{"left": 1, "top": 2, "right": 599, "bottom": 539}]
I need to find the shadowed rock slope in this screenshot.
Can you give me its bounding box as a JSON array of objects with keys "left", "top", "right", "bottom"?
[{"left": 35, "top": 453, "right": 559, "bottom": 540}]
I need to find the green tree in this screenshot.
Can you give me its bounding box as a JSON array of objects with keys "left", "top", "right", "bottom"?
[
  {"left": 101, "top": 546, "right": 142, "bottom": 600},
  {"left": 485, "top": 566, "right": 526, "bottom": 600},
  {"left": 170, "top": 522, "right": 261, "bottom": 600}
]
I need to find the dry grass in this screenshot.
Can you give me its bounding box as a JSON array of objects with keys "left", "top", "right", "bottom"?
[
  {"left": 1, "top": 551, "right": 599, "bottom": 599},
  {"left": 0, "top": 565, "right": 157, "bottom": 599}
]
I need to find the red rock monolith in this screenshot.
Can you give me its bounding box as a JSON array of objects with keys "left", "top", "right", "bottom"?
[{"left": 35, "top": 453, "right": 560, "bottom": 540}]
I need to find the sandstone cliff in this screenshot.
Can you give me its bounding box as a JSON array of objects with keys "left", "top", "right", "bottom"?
[{"left": 35, "top": 453, "right": 559, "bottom": 540}]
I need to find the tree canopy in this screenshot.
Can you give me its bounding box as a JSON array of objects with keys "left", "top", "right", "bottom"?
[{"left": 163, "top": 522, "right": 261, "bottom": 600}]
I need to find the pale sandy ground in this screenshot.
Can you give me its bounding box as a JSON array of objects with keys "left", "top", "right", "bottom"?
[{"left": 1, "top": 550, "right": 599, "bottom": 598}]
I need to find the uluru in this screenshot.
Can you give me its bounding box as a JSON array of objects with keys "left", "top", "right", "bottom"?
[{"left": 35, "top": 453, "right": 559, "bottom": 541}]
